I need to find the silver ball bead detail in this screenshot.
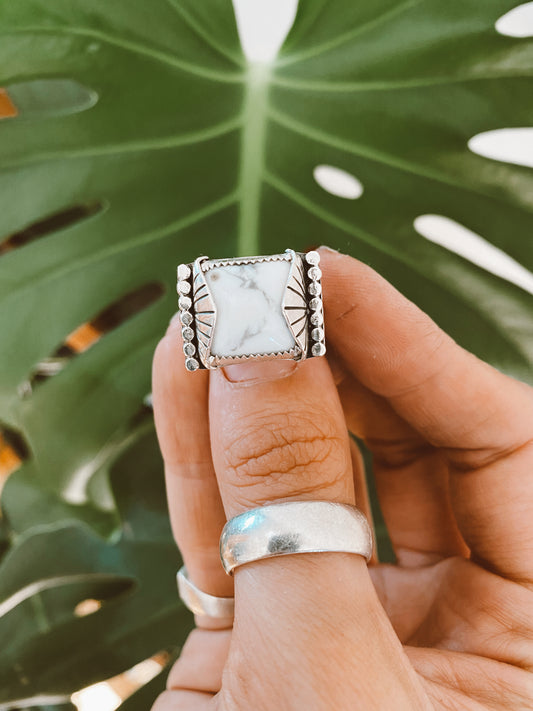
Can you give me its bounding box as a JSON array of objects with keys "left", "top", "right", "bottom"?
[
  {"left": 307, "top": 266, "right": 322, "bottom": 281},
  {"left": 177, "top": 264, "right": 191, "bottom": 280},
  {"left": 308, "top": 281, "right": 322, "bottom": 296},
  {"left": 310, "top": 311, "right": 323, "bottom": 326},
  {"left": 180, "top": 311, "right": 193, "bottom": 326},
  {"left": 182, "top": 326, "right": 194, "bottom": 341},
  {"left": 185, "top": 357, "right": 199, "bottom": 371},
  {"left": 311, "top": 342, "right": 326, "bottom": 357},
  {"left": 177, "top": 280, "right": 191, "bottom": 295}
]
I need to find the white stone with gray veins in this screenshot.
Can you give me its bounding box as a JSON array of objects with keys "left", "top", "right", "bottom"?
[{"left": 205, "top": 260, "right": 296, "bottom": 357}]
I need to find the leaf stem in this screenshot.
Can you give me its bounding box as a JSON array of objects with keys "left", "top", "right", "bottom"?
[{"left": 237, "top": 63, "right": 271, "bottom": 257}]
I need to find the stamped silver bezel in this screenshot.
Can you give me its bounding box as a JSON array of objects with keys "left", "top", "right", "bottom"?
[{"left": 176, "top": 249, "right": 325, "bottom": 370}]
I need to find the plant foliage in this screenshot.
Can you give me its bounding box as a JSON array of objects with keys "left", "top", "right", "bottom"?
[{"left": 0, "top": 0, "right": 531, "bottom": 706}]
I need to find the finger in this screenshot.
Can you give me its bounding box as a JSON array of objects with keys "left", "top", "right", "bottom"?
[
  {"left": 349, "top": 438, "right": 373, "bottom": 527},
  {"left": 337, "top": 364, "right": 467, "bottom": 565},
  {"left": 210, "top": 357, "right": 354, "bottom": 516},
  {"left": 151, "top": 689, "right": 213, "bottom": 711},
  {"left": 167, "top": 628, "right": 231, "bottom": 694},
  {"left": 320, "top": 247, "right": 533, "bottom": 583},
  {"left": 208, "top": 357, "right": 431, "bottom": 708},
  {"left": 330, "top": 357, "right": 377, "bottom": 559},
  {"left": 349, "top": 438, "right": 380, "bottom": 566},
  {"left": 152, "top": 317, "right": 233, "bottom": 620}
]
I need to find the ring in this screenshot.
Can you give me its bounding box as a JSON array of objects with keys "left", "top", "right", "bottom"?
[
  {"left": 177, "top": 566, "right": 235, "bottom": 619},
  {"left": 176, "top": 249, "right": 326, "bottom": 371},
  {"left": 219, "top": 501, "right": 373, "bottom": 575}
]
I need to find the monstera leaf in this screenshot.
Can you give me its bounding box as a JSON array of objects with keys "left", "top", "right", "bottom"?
[
  {"left": 0, "top": 0, "right": 532, "bottom": 707},
  {"left": 0, "top": 428, "right": 190, "bottom": 708},
  {"left": 114, "top": 657, "right": 176, "bottom": 711}
]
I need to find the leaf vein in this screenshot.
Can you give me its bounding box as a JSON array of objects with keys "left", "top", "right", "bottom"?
[
  {"left": 1, "top": 26, "right": 244, "bottom": 83},
  {"left": 164, "top": 0, "right": 244, "bottom": 67},
  {"left": 277, "top": 0, "right": 424, "bottom": 68}
]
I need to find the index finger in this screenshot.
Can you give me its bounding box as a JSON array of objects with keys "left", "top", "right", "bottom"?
[
  {"left": 320, "top": 247, "right": 533, "bottom": 584},
  {"left": 152, "top": 318, "right": 233, "bottom": 606}
]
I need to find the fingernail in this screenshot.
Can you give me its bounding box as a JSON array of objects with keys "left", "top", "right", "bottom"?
[
  {"left": 318, "top": 245, "right": 340, "bottom": 254},
  {"left": 223, "top": 359, "right": 298, "bottom": 384}
]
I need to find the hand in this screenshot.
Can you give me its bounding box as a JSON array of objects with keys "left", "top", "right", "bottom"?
[{"left": 151, "top": 247, "right": 533, "bottom": 710}]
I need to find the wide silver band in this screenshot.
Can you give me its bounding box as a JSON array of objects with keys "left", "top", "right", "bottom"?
[
  {"left": 177, "top": 566, "right": 235, "bottom": 618},
  {"left": 219, "top": 501, "right": 373, "bottom": 575}
]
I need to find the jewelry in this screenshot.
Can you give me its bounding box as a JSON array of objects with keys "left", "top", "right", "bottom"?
[
  {"left": 219, "top": 501, "right": 373, "bottom": 575},
  {"left": 177, "top": 566, "right": 235, "bottom": 618},
  {"left": 176, "top": 249, "right": 326, "bottom": 371}
]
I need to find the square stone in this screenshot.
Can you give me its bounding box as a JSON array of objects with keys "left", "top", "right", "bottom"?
[{"left": 204, "top": 259, "right": 296, "bottom": 357}]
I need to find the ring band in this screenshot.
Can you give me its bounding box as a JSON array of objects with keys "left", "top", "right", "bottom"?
[
  {"left": 219, "top": 501, "right": 373, "bottom": 575},
  {"left": 177, "top": 566, "right": 235, "bottom": 618}
]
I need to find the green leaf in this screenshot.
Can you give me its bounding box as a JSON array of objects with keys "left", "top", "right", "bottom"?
[
  {"left": 1, "top": 464, "right": 118, "bottom": 538},
  {"left": 0, "top": 0, "right": 532, "bottom": 703},
  {"left": 0, "top": 0, "right": 532, "bottom": 505},
  {"left": 11, "top": 705, "right": 76, "bottom": 711},
  {"left": 0, "top": 429, "right": 193, "bottom": 705}
]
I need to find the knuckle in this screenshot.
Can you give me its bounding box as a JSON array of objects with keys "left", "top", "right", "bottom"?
[
  {"left": 385, "top": 323, "right": 449, "bottom": 400},
  {"left": 221, "top": 408, "right": 349, "bottom": 500},
  {"left": 151, "top": 691, "right": 175, "bottom": 710},
  {"left": 368, "top": 436, "right": 434, "bottom": 470}
]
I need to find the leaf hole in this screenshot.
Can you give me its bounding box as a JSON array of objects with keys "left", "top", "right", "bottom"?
[
  {"left": 313, "top": 165, "right": 364, "bottom": 199},
  {"left": 495, "top": 2, "right": 533, "bottom": 37},
  {"left": 3, "top": 78, "right": 98, "bottom": 120},
  {"left": 0, "top": 202, "right": 103, "bottom": 256},
  {"left": 0, "top": 88, "right": 18, "bottom": 120},
  {"left": 74, "top": 598, "right": 103, "bottom": 617},
  {"left": 468, "top": 128, "right": 533, "bottom": 169},
  {"left": 23, "top": 282, "right": 166, "bottom": 393},
  {"left": 232, "top": 0, "right": 298, "bottom": 62},
  {"left": 0, "top": 423, "right": 31, "bottom": 493},
  {"left": 73, "top": 579, "right": 134, "bottom": 619},
  {"left": 72, "top": 682, "right": 122, "bottom": 711},
  {"left": 72, "top": 652, "right": 169, "bottom": 710},
  {"left": 414, "top": 214, "right": 533, "bottom": 295}
]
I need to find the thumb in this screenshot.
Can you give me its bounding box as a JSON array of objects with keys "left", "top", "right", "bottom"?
[{"left": 209, "top": 358, "right": 429, "bottom": 710}]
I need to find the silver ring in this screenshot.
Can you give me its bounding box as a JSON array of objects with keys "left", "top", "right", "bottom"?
[
  {"left": 177, "top": 566, "right": 235, "bottom": 618},
  {"left": 176, "top": 249, "right": 326, "bottom": 371},
  {"left": 219, "top": 501, "right": 373, "bottom": 575}
]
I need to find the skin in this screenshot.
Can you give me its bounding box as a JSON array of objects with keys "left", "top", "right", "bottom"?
[{"left": 151, "top": 247, "right": 533, "bottom": 710}]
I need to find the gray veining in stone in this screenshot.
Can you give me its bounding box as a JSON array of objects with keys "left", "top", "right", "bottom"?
[{"left": 205, "top": 260, "right": 296, "bottom": 356}]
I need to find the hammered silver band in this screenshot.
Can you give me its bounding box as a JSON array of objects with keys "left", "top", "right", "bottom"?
[
  {"left": 177, "top": 566, "right": 235, "bottom": 619},
  {"left": 219, "top": 501, "right": 373, "bottom": 575}
]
